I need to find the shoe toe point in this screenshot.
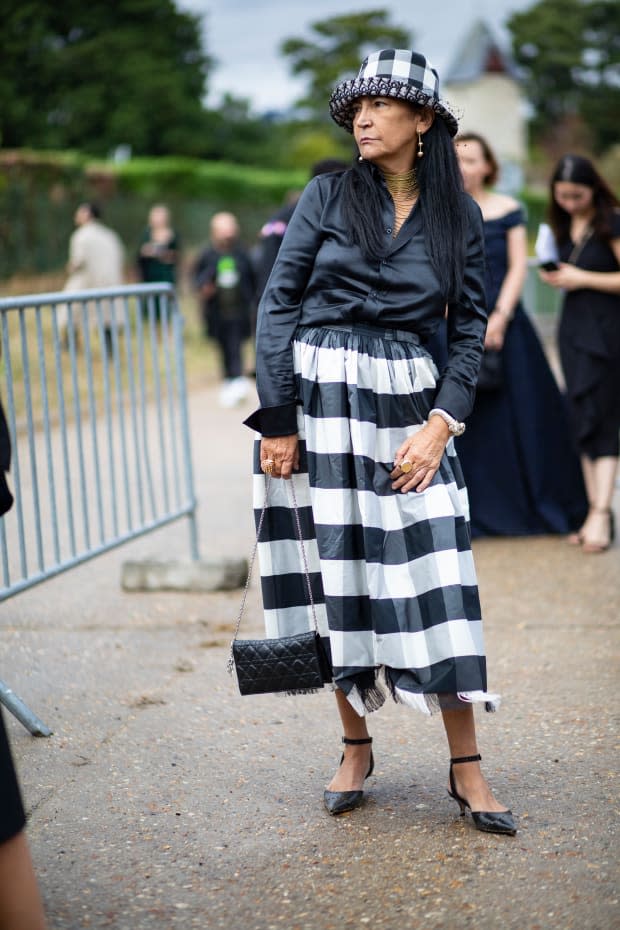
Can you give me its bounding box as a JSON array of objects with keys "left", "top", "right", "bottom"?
[{"left": 323, "top": 790, "right": 364, "bottom": 815}]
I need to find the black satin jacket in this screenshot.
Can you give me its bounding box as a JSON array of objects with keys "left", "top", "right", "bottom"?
[{"left": 245, "top": 170, "right": 487, "bottom": 436}]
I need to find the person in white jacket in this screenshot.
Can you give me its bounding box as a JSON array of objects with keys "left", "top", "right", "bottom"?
[{"left": 60, "top": 202, "right": 125, "bottom": 350}]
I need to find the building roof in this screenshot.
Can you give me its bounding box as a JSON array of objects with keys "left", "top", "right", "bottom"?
[{"left": 444, "top": 20, "right": 519, "bottom": 84}]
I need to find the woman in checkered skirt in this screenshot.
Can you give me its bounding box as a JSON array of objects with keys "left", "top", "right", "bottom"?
[{"left": 244, "top": 49, "right": 516, "bottom": 835}]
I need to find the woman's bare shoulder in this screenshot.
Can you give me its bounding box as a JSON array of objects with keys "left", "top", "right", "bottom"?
[{"left": 483, "top": 192, "right": 523, "bottom": 222}]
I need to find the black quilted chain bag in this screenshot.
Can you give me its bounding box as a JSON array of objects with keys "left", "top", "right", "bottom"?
[{"left": 227, "top": 476, "right": 331, "bottom": 696}]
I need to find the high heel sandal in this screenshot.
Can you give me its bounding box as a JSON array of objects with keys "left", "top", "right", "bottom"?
[
  {"left": 324, "top": 737, "right": 374, "bottom": 815},
  {"left": 582, "top": 508, "right": 615, "bottom": 554},
  {"left": 448, "top": 753, "right": 516, "bottom": 836},
  {"left": 568, "top": 504, "right": 594, "bottom": 546}
]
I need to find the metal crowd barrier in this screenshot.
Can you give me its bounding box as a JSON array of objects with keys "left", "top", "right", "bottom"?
[{"left": 0, "top": 283, "right": 199, "bottom": 732}]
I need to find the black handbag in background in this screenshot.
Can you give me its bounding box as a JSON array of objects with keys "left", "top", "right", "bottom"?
[
  {"left": 227, "top": 475, "right": 331, "bottom": 696},
  {"left": 476, "top": 348, "right": 504, "bottom": 391}
]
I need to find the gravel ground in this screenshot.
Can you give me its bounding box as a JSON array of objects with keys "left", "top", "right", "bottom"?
[{"left": 1, "top": 382, "right": 618, "bottom": 930}]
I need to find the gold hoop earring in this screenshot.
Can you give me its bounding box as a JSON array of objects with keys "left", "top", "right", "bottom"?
[{"left": 417, "top": 131, "right": 424, "bottom": 158}]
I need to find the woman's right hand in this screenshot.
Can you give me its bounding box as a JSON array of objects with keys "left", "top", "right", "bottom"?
[{"left": 260, "top": 435, "right": 299, "bottom": 479}]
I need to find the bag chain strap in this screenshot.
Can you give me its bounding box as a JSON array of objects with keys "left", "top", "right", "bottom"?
[{"left": 227, "top": 475, "right": 319, "bottom": 675}]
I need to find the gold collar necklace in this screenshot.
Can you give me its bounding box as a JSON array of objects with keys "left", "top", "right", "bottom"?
[{"left": 382, "top": 168, "right": 419, "bottom": 199}]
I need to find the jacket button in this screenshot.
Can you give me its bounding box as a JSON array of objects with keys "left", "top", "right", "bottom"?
[{"left": 385, "top": 227, "right": 392, "bottom": 234}]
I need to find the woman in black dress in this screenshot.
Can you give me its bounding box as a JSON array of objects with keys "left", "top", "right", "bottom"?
[
  {"left": 540, "top": 155, "right": 620, "bottom": 552},
  {"left": 0, "top": 399, "right": 47, "bottom": 929},
  {"left": 453, "top": 134, "right": 587, "bottom": 537}
]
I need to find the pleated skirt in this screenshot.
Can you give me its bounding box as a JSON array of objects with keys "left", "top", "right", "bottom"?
[{"left": 252, "top": 323, "right": 499, "bottom": 716}]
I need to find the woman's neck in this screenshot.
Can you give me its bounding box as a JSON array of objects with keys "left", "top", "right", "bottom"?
[
  {"left": 469, "top": 187, "right": 492, "bottom": 209},
  {"left": 570, "top": 210, "right": 594, "bottom": 239},
  {"left": 380, "top": 167, "right": 419, "bottom": 237},
  {"left": 382, "top": 167, "right": 419, "bottom": 199}
]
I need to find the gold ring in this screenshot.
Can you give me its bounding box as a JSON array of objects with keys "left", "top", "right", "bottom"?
[
  {"left": 400, "top": 459, "right": 413, "bottom": 474},
  {"left": 261, "top": 459, "right": 275, "bottom": 474}
]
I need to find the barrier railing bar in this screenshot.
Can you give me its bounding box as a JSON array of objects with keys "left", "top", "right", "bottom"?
[
  {"left": 0, "top": 520, "right": 8, "bottom": 588},
  {"left": 148, "top": 294, "right": 170, "bottom": 514},
  {"left": 51, "top": 307, "right": 77, "bottom": 557},
  {"left": 67, "top": 301, "right": 91, "bottom": 550},
  {"left": 161, "top": 294, "right": 182, "bottom": 510},
  {"left": 0, "top": 283, "right": 176, "bottom": 311},
  {"left": 135, "top": 297, "right": 158, "bottom": 522},
  {"left": 82, "top": 301, "right": 106, "bottom": 545},
  {"left": 173, "top": 306, "right": 200, "bottom": 560},
  {"left": 2, "top": 312, "right": 27, "bottom": 579},
  {"left": 96, "top": 301, "right": 120, "bottom": 540},
  {"left": 0, "top": 680, "right": 53, "bottom": 737},
  {"left": 123, "top": 296, "right": 145, "bottom": 527},
  {"left": 35, "top": 307, "right": 61, "bottom": 564},
  {"left": 19, "top": 310, "right": 45, "bottom": 572},
  {"left": 110, "top": 300, "right": 133, "bottom": 531}
]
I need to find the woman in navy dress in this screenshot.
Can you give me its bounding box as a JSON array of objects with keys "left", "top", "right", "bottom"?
[{"left": 452, "top": 134, "right": 587, "bottom": 537}]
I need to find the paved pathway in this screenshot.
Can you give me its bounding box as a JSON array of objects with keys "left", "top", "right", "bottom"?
[{"left": 1, "top": 383, "right": 618, "bottom": 930}]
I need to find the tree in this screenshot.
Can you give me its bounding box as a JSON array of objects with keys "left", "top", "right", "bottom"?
[
  {"left": 281, "top": 9, "right": 412, "bottom": 121},
  {"left": 508, "top": 0, "right": 620, "bottom": 153},
  {"left": 0, "top": 0, "right": 211, "bottom": 156}
]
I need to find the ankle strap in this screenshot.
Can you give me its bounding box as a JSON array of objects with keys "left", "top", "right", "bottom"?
[
  {"left": 342, "top": 736, "right": 373, "bottom": 745},
  {"left": 450, "top": 753, "right": 481, "bottom": 765}
]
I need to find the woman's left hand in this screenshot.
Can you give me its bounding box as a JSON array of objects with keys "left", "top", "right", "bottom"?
[
  {"left": 539, "top": 262, "right": 585, "bottom": 291},
  {"left": 390, "top": 418, "right": 450, "bottom": 494},
  {"left": 485, "top": 311, "right": 509, "bottom": 350}
]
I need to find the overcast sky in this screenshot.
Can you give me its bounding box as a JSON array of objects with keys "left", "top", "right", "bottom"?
[{"left": 177, "top": 0, "right": 536, "bottom": 112}]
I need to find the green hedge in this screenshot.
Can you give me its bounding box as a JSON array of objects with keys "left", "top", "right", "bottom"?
[
  {"left": 0, "top": 151, "right": 308, "bottom": 279},
  {"left": 106, "top": 157, "right": 306, "bottom": 203},
  {"left": 0, "top": 148, "right": 552, "bottom": 280}
]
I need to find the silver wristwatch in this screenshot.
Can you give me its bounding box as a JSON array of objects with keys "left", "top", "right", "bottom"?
[{"left": 428, "top": 407, "right": 466, "bottom": 436}]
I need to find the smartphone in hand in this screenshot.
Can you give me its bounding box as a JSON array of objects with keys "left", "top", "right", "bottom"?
[{"left": 540, "top": 261, "right": 559, "bottom": 272}]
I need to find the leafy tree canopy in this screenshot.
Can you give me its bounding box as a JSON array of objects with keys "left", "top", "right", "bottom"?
[
  {"left": 0, "top": 0, "right": 211, "bottom": 156},
  {"left": 508, "top": 0, "right": 620, "bottom": 152},
  {"left": 281, "top": 9, "right": 412, "bottom": 121}
]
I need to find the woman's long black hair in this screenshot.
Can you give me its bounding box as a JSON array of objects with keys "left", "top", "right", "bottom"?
[
  {"left": 341, "top": 112, "right": 467, "bottom": 302},
  {"left": 548, "top": 154, "right": 619, "bottom": 246}
]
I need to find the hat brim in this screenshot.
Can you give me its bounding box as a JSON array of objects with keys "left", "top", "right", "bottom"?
[{"left": 329, "top": 76, "right": 459, "bottom": 138}]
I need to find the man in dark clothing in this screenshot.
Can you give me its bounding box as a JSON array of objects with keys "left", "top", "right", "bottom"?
[
  {"left": 193, "top": 212, "right": 255, "bottom": 407},
  {"left": 254, "top": 159, "right": 349, "bottom": 305}
]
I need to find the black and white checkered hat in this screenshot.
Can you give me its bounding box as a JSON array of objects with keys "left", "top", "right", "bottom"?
[{"left": 329, "top": 49, "right": 458, "bottom": 137}]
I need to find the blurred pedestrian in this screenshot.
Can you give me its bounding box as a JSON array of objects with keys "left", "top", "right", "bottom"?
[
  {"left": 193, "top": 212, "right": 255, "bottom": 407},
  {"left": 137, "top": 204, "right": 180, "bottom": 290},
  {"left": 245, "top": 49, "right": 515, "bottom": 835},
  {"left": 0, "top": 710, "right": 47, "bottom": 930},
  {"left": 60, "top": 203, "right": 125, "bottom": 352},
  {"left": 0, "top": 398, "right": 47, "bottom": 930},
  {"left": 254, "top": 160, "right": 349, "bottom": 305},
  {"left": 452, "top": 133, "right": 588, "bottom": 537},
  {"left": 540, "top": 155, "right": 620, "bottom": 552}
]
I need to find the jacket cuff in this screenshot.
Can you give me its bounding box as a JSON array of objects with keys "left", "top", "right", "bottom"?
[
  {"left": 243, "top": 402, "right": 298, "bottom": 437},
  {"left": 432, "top": 384, "right": 470, "bottom": 424}
]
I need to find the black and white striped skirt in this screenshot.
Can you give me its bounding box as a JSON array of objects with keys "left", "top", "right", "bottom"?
[{"left": 253, "top": 323, "right": 499, "bottom": 715}]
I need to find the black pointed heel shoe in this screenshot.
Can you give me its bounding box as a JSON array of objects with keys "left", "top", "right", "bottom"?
[
  {"left": 324, "top": 736, "right": 374, "bottom": 816},
  {"left": 448, "top": 753, "right": 516, "bottom": 836}
]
